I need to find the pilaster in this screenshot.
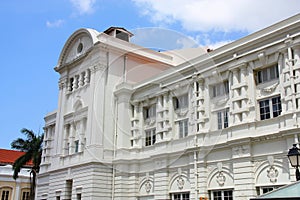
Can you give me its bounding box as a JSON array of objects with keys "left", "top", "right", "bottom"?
[
  {"left": 232, "top": 145, "right": 256, "bottom": 199},
  {"left": 114, "top": 82, "right": 134, "bottom": 148},
  {"left": 154, "top": 168, "right": 169, "bottom": 199}
]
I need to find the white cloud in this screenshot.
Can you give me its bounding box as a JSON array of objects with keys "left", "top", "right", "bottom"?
[
  {"left": 46, "top": 19, "right": 65, "bottom": 28},
  {"left": 193, "top": 33, "right": 232, "bottom": 50},
  {"left": 176, "top": 36, "right": 198, "bottom": 49},
  {"left": 206, "top": 40, "right": 232, "bottom": 50},
  {"left": 70, "top": 0, "right": 96, "bottom": 15},
  {"left": 132, "top": 0, "right": 300, "bottom": 33},
  {"left": 131, "top": 27, "right": 199, "bottom": 50}
]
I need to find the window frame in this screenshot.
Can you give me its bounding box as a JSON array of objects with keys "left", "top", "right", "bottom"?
[
  {"left": 174, "top": 94, "right": 189, "bottom": 110},
  {"left": 212, "top": 81, "right": 229, "bottom": 98},
  {"left": 170, "top": 192, "right": 190, "bottom": 200},
  {"left": 259, "top": 96, "right": 282, "bottom": 120},
  {"left": 256, "top": 185, "right": 283, "bottom": 196},
  {"left": 210, "top": 189, "right": 233, "bottom": 200},
  {"left": 1, "top": 188, "right": 11, "bottom": 200},
  {"left": 145, "top": 128, "right": 156, "bottom": 146},
  {"left": 178, "top": 119, "right": 189, "bottom": 138},
  {"left": 217, "top": 108, "right": 229, "bottom": 130},
  {"left": 74, "top": 140, "right": 79, "bottom": 153},
  {"left": 257, "top": 64, "right": 279, "bottom": 84},
  {"left": 21, "top": 190, "right": 30, "bottom": 200},
  {"left": 143, "top": 104, "right": 156, "bottom": 120}
]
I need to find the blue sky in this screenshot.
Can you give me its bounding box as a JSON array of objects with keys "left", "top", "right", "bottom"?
[{"left": 0, "top": 0, "right": 299, "bottom": 149}]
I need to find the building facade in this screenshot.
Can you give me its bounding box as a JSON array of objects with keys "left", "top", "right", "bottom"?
[
  {"left": 37, "top": 14, "right": 300, "bottom": 200},
  {"left": 0, "top": 149, "right": 32, "bottom": 200}
]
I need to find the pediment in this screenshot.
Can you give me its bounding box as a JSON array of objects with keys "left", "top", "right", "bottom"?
[{"left": 57, "top": 28, "right": 99, "bottom": 68}]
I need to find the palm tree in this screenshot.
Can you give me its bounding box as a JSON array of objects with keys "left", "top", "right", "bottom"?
[{"left": 11, "top": 128, "right": 44, "bottom": 200}]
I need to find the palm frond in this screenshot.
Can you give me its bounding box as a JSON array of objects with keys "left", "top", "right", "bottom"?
[
  {"left": 11, "top": 128, "right": 44, "bottom": 179},
  {"left": 12, "top": 152, "right": 32, "bottom": 179},
  {"left": 21, "top": 128, "right": 35, "bottom": 141},
  {"left": 11, "top": 138, "right": 28, "bottom": 151}
]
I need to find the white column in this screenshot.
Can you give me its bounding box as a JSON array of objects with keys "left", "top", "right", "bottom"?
[
  {"left": 293, "top": 44, "right": 300, "bottom": 61},
  {"left": 115, "top": 84, "right": 133, "bottom": 148},
  {"left": 15, "top": 180, "right": 21, "bottom": 200},
  {"left": 133, "top": 104, "right": 138, "bottom": 118},
  {"left": 69, "top": 123, "right": 75, "bottom": 154},
  {"left": 240, "top": 66, "right": 248, "bottom": 120},
  {"left": 198, "top": 79, "right": 204, "bottom": 97},
  {"left": 79, "top": 119, "right": 85, "bottom": 152},
  {"left": 63, "top": 125, "right": 69, "bottom": 155},
  {"left": 138, "top": 103, "right": 144, "bottom": 147},
  {"left": 158, "top": 96, "right": 163, "bottom": 110},
  {"left": 232, "top": 68, "right": 239, "bottom": 85}
]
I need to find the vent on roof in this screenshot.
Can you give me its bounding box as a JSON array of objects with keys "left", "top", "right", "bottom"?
[{"left": 104, "top": 27, "right": 133, "bottom": 42}]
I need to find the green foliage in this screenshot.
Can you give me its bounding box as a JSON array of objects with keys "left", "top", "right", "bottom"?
[
  {"left": 11, "top": 128, "right": 44, "bottom": 199},
  {"left": 11, "top": 128, "right": 44, "bottom": 178}
]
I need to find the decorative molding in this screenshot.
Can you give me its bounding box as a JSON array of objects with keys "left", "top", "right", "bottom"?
[
  {"left": 258, "top": 52, "right": 266, "bottom": 66},
  {"left": 216, "top": 172, "right": 226, "bottom": 186},
  {"left": 144, "top": 118, "right": 156, "bottom": 127},
  {"left": 58, "top": 78, "right": 68, "bottom": 90},
  {"left": 261, "top": 82, "right": 279, "bottom": 93},
  {"left": 144, "top": 173, "right": 152, "bottom": 193},
  {"left": 216, "top": 162, "right": 226, "bottom": 186},
  {"left": 144, "top": 180, "right": 152, "bottom": 193},
  {"left": 89, "top": 62, "right": 107, "bottom": 74},
  {"left": 267, "top": 156, "right": 279, "bottom": 183},
  {"left": 177, "top": 176, "right": 185, "bottom": 190},
  {"left": 175, "top": 108, "right": 188, "bottom": 117},
  {"left": 267, "top": 166, "right": 279, "bottom": 183}
]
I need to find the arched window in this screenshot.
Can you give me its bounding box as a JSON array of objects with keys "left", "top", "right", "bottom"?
[
  {"left": 21, "top": 188, "right": 30, "bottom": 200},
  {"left": 1, "top": 187, "right": 12, "bottom": 200}
]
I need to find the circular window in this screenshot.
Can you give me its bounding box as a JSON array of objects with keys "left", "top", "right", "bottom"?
[{"left": 77, "top": 43, "right": 83, "bottom": 54}]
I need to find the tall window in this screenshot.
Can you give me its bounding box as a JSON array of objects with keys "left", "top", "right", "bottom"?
[
  {"left": 212, "top": 81, "right": 229, "bottom": 98},
  {"left": 170, "top": 192, "right": 190, "bottom": 200},
  {"left": 22, "top": 191, "right": 30, "bottom": 200},
  {"left": 1, "top": 190, "right": 10, "bottom": 200},
  {"left": 259, "top": 96, "right": 282, "bottom": 120},
  {"left": 66, "top": 180, "right": 73, "bottom": 200},
  {"left": 145, "top": 129, "right": 156, "bottom": 146},
  {"left": 210, "top": 190, "right": 233, "bottom": 200},
  {"left": 74, "top": 140, "right": 79, "bottom": 153},
  {"left": 143, "top": 104, "right": 156, "bottom": 120},
  {"left": 174, "top": 94, "right": 189, "bottom": 110},
  {"left": 178, "top": 119, "right": 188, "bottom": 138},
  {"left": 217, "top": 108, "right": 229, "bottom": 129},
  {"left": 257, "top": 64, "right": 279, "bottom": 84}
]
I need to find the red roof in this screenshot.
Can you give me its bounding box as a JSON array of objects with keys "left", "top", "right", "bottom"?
[{"left": 0, "top": 149, "right": 33, "bottom": 167}]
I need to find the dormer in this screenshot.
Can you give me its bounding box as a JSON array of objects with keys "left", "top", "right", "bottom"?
[{"left": 104, "top": 27, "right": 133, "bottom": 42}]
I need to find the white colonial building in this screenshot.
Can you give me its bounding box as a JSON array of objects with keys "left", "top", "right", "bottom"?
[{"left": 37, "top": 14, "right": 300, "bottom": 200}]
